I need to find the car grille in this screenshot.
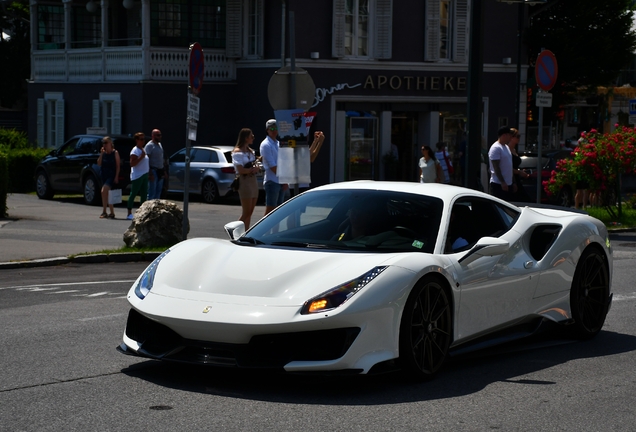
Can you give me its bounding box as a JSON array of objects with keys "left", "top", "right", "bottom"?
[{"left": 124, "top": 309, "right": 360, "bottom": 369}]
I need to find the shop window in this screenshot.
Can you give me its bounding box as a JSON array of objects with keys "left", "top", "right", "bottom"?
[
  {"left": 151, "top": 1, "right": 225, "bottom": 48},
  {"left": 37, "top": 93, "right": 65, "bottom": 149},
  {"left": 332, "top": 0, "right": 393, "bottom": 59},
  {"left": 347, "top": 116, "right": 379, "bottom": 180},
  {"left": 92, "top": 93, "right": 122, "bottom": 135},
  {"left": 425, "top": 0, "right": 468, "bottom": 63}
]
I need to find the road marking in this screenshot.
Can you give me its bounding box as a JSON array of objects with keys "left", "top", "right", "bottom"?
[
  {"left": 86, "top": 292, "right": 110, "bottom": 297},
  {"left": 613, "top": 293, "right": 636, "bottom": 301},
  {"left": 0, "top": 279, "right": 135, "bottom": 290},
  {"left": 79, "top": 313, "right": 126, "bottom": 322},
  {"left": 47, "top": 290, "right": 82, "bottom": 294}
]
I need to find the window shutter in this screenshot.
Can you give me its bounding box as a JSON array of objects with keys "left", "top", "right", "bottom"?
[
  {"left": 332, "top": 0, "right": 345, "bottom": 58},
  {"left": 374, "top": 0, "right": 393, "bottom": 59},
  {"left": 226, "top": 0, "right": 242, "bottom": 58},
  {"left": 425, "top": 0, "right": 440, "bottom": 62},
  {"left": 453, "top": 0, "right": 469, "bottom": 63},
  {"left": 92, "top": 100, "right": 100, "bottom": 127},
  {"left": 256, "top": 0, "right": 264, "bottom": 57},
  {"left": 55, "top": 99, "right": 65, "bottom": 148},
  {"left": 37, "top": 99, "right": 45, "bottom": 148},
  {"left": 113, "top": 100, "right": 122, "bottom": 134}
]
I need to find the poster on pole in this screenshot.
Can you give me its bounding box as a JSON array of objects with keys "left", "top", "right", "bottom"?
[{"left": 274, "top": 109, "right": 312, "bottom": 184}]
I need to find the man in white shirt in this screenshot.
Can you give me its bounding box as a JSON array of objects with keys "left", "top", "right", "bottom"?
[
  {"left": 260, "top": 119, "right": 286, "bottom": 215},
  {"left": 488, "top": 126, "right": 515, "bottom": 201}
]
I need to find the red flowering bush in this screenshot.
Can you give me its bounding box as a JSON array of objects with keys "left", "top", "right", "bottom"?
[{"left": 544, "top": 127, "right": 636, "bottom": 215}]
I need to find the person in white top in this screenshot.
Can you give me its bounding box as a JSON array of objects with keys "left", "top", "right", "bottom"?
[
  {"left": 418, "top": 145, "right": 443, "bottom": 183},
  {"left": 260, "top": 119, "right": 286, "bottom": 215},
  {"left": 232, "top": 128, "right": 260, "bottom": 229},
  {"left": 488, "top": 126, "right": 515, "bottom": 201},
  {"left": 127, "top": 132, "right": 149, "bottom": 220}
]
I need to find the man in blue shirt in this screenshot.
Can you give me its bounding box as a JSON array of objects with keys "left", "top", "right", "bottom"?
[{"left": 260, "top": 119, "right": 286, "bottom": 215}]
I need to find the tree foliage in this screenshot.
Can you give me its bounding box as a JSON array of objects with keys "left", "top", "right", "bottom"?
[
  {"left": 0, "top": 1, "right": 30, "bottom": 109},
  {"left": 525, "top": 0, "right": 636, "bottom": 116}
]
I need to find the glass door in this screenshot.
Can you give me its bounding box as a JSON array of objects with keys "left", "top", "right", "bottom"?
[{"left": 346, "top": 116, "right": 378, "bottom": 180}]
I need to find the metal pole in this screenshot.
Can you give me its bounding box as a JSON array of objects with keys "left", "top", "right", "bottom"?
[
  {"left": 281, "top": 0, "right": 286, "bottom": 68},
  {"left": 514, "top": 3, "right": 524, "bottom": 134},
  {"left": 289, "top": 11, "right": 296, "bottom": 110},
  {"left": 466, "top": 0, "right": 484, "bottom": 190},
  {"left": 183, "top": 117, "right": 191, "bottom": 240},
  {"left": 536, "top": 105, "right": 543, "bottom": 203}
]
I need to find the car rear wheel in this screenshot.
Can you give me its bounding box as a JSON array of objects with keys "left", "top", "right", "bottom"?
[
  {"left": 35, "top": 170, "right": 54, "bottom": 199},
  {"left": 399, "top": 276, "right": 452, "bottom": 381},
  {"left": 83, "top": 174, "right": 100, "bottom": 206},
  {"left": 201, "top": 178, "right": 218, "bottom": 204},
  {"left": 570, "top": 247, "right": 610, "bottom": 339}
]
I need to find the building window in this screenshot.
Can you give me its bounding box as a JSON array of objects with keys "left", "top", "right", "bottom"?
[
  {"left": 151, "top": 1, "right": 226, "bottom": 48},
  {"left": 72, "top": 4, "right": 101, "bottom": 48},
  {"left": 425, "top": 0, "right": 468, "bottom": 63},
  {"left": 246, "top": 0, "right": 263, "bottom": 57},
  {"left": 37, "top": 93, "right": 65, "bottom": 149},
  {"left": 92, "top": 93, "right": 122, "bottom": 135},
  {"left": 37, "top": 5, "right": 64, "bottom": 50},
  {"left": 333, "top": 0, "right": 392, "bottom": 59}
]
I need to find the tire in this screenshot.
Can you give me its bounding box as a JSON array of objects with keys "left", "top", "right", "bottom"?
[
  {"left": 35, "top": 170, "right": 54, "bottom": 200},
  {"left": 570, "top": 247, "right": 610, "bottom": 339},
  {"left": 398, "top": 277, "right": 453, "bottom": 381},
  {"left": 556, "top": 186, "right": 573, "bottom": 208},
  {"left": 201, "top": 178, "right": 218, "bottom": 204},
  {"left": 83, "top": 174, "right": 100, "bottom": 206}
]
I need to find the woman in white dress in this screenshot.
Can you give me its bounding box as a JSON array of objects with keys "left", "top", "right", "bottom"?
[
  {"left": 232, "top": 128, "right": 261, "bottom": 229},
  {"left": 419, "top": 146, "right": 443, "bottom": 183}
]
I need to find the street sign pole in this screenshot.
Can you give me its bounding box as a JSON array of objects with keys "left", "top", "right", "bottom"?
[
  {"left": 534, "top": 49, "right": 558, "bottom": 204},
  {"left": 537, "top": 105, "right": 543, "bottom": 203}
]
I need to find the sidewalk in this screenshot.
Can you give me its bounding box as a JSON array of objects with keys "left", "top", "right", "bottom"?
[{"left": 0, "top": 193, "right": 264, "bottom": 268}]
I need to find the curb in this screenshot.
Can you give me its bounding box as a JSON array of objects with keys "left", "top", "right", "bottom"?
[{"left": 0, "top": 252, "right": 161, "bottom": 270}]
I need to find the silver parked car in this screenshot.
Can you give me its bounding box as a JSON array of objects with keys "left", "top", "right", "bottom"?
[{"left": 167, "top": 146, "right": 262, "bottom": 203}]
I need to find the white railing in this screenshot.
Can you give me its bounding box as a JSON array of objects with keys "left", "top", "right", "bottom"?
[{"left": 32, "top": 47, "right": 235, "bottom": 82}]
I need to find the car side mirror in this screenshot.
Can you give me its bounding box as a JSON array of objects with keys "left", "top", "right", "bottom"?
[
  {"left": 458, "top": 236, "right": 509, "bottom": 266},
  {"left": 224, "top": 221, "right": 245, "bottom": 240}
]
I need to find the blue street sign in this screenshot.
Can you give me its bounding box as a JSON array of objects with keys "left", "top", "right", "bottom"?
[
  {"left": 629, "top": 99, "right": 636, "bottom": 115},
  {"left": 535, "top": 50, "right": 558, "bottom": 92}
]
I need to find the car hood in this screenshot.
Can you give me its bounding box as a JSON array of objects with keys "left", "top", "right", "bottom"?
[{"left": 150, "top": 237, "right": 404, "bottom": 306}]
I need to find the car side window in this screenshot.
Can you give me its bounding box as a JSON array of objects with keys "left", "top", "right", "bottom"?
[
  {"left": 58, "top": 138, "right": 80, "bottom": 156},
  {"left": 192, "top": 149, "right": 211, "bottom": 163},
  {"left": 170, "top": 149, "right": 186, "bottom": 163}
]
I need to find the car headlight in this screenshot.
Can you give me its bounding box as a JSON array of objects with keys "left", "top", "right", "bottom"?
[
  {"left": 134, "top": 249, "right": 170, "bottom": 300},
  {"left": 301, "top": 266, "right": 387, "bottom": 315}
]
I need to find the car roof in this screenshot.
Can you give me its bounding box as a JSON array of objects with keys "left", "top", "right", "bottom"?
[{"left": 311, "top": 181, "right": 514, "bottom": 207}]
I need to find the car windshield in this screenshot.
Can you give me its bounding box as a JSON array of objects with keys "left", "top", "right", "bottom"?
[{"left": 244, "top": 189, "right": 443, "bottom": 253}]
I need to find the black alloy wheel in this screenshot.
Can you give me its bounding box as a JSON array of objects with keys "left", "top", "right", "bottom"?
[
  {"left": 202, "top": 178, "right": 218, "bottom": 204},
  {"left": 83, "top": 173, "right": 100, "bottom": 206},
  {"left": 570, "top": 247, "right": 610, "bottom": 339},
  {"left": 35, "top": 170, "right": 54, "bottom": 199},
  {"left": 399, "top": 277, "right": 452, "bottom": 381}
]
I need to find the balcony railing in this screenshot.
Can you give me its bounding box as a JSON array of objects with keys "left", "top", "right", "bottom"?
[{"left": 32, "top": 46, "right": 235, "bottom": 83}]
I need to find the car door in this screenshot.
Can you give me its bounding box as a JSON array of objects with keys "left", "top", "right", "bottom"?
[
  {"left": 446, "top": 198, "right": 540, "bottom": 340},
  {"left": 188, "top": 148, "right": 211, "bottom": 193},
  {"left": 47, "top": 137, "right": 80, "bottom": 190},
  {"left": 168, "top": 149, "right": 187, "bottom": 192},
  {"left": 66, "top": 137, "right": 101, "bottom": 189}
]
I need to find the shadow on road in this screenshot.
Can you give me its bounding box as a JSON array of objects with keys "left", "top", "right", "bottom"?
[{"left": 120, "top": 330, "right": 636, "bottom": 405}]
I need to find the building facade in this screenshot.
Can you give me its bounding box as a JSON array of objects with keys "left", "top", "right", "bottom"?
[{"left": 28, "top": 0, "right": 526, "bottom": 187}]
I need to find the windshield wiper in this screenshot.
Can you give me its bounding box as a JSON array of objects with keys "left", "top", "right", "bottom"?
[
  {"left": 270, "top": 241, "right": 330, "bottom": 249},
  {"left": 235, "top": 236, "right": 264, "bottom": 245}
]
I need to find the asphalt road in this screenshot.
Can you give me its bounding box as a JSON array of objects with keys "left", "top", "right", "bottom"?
[{"left": 1, "top": 240, "right": 636, "bottom": 431}]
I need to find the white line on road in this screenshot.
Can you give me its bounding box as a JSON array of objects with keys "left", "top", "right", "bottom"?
[
  {"left": 47, "top": 290, "right": 81, "bottom": 294},
  {"left": 0, "top": 279, "right": 135, "bottom": 290},
  {"left": 78, "top": 313, "right": 127, "bottom": 322}
]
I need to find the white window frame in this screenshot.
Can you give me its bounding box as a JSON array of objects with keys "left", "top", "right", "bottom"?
[
  {"left": 244, "top": 0, "right": 263, "bottom": 58},
  {"left": 425, "top": 0, "right": 469, "bottom": 63},
  {"left": 333, "top": 0, "right": 392, "bottom": 60},
  {"left": 37, "top": 92, "right": 65, "bottom": 149},
  {"left": 92, "top": 93, "right": 122, "bottom": 134}
]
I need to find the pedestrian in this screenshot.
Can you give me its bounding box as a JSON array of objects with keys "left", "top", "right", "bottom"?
[
  {"left": 574, "top": 137, "right": 590, "bottom": 209},
  {"left": 145, "top": 129, "right": 166, "bottom": 200},
  {"left": 419, "top": 145, "right": 443, "bottom": 183},
  {"left": 508, "top": 127, "right": 531, "bottom": 202},
  {"left": 260, "top": 119, "right": 287, "bottom": 215},
  {"left": 232, "top": 128, "right": 260, "bottom": 229},
  {"left": 434, "top": 141, "right": 453, "bottom": 184},
  {"left": 97, "top": 136, "right": 120, "bottom": 219},
  {"left": 127, "top": 132, "right": 149, "bottom": 220},
  {"left": 488, "top": 126, "right": 515, "bottom": 201}
]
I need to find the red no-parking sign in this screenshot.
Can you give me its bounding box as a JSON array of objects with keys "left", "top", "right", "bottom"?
[
  {"left": 535, "top": 50, "right": 558, "bottom": 92},
  {"left": 188, "top": 42, "right": 204, "bottom": 95}
]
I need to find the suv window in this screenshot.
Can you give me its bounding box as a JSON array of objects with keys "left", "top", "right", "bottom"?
[
  {"left": 192, "top": 148, "right": 212, "bottom": 163},
  {"left": 77, "top": 137, "right": 100, "bottom": 154},
  {"left": 170, "top": 149, "right": 186, "bottom": 163}
]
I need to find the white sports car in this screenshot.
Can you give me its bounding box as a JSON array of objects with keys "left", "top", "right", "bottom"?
[{"left": 117, "top": 181, "right": 613, "bottom": 380}]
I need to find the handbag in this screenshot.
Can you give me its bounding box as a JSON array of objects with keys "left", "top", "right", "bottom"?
[
  {"left": 230, "top": 176, "right": 240, "bottom": 192},
  {"left": 443, "top": 150, "right": 454, "bottom": 175},
  {"left": 108, "top": 189, "right": 122, "bottom": 205}
]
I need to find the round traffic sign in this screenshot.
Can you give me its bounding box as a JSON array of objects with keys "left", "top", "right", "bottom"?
[
  {"left": 267, "top": 66, "right": 316, "bottom": 111},
  {"left": 188, "top": 42, "right": 204, "bottom": 95},
  {"left": 535, "top": 50, "right": 558, "bottom": 92}
]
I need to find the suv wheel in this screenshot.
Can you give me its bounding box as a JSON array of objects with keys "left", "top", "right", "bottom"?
[
  {"left": 202, "top": 178, "right": 218, "bottom": 204},
  {"left": 83, "top": 174, "right": 101, "bottom": 206},
  {"left": 35, "top": 170, "right": 54, "bottom": 199}
]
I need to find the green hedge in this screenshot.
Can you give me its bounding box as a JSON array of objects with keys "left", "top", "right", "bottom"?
[
  {"left": 6, "top": 148, "right": 50, "bottom": 193},
  {"left": 0, "top": 128, "right": 30, "bottom": 150},
  {"left": 0, "top": 152, "right": 8, "bottom": 218}
]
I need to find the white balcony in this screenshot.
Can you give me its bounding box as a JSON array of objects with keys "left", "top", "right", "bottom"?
[{"left": 32, "top": 47, "right": 235, "bottom": 83}]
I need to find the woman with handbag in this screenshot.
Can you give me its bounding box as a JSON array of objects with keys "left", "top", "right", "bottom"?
[
  {"left": 232, "top": 128, "right": 261, "bottom": 229},
  {"left": 97, "top": 136, "right": 120, "bottom": 219}
]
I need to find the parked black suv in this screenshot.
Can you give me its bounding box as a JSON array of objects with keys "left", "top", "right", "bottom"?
[{"left": 35, "top": 134, "right": 137, "bottom": 205}]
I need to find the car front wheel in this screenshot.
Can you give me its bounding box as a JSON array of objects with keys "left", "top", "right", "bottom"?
[
  {"left": 35, "top": 170, "right": 54, "bottom": 199},
  {"left": 201, "top": 178, "right": 218, "bottom": 204},
  {"left": 570, "top": 247, "right": 610, "bottom": 339},
  {"left": 398, "top": 276, "right": 452, "bottom": 381},
  {"left": 83, "top": 174, "right": 100, "bottom": 206}
]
